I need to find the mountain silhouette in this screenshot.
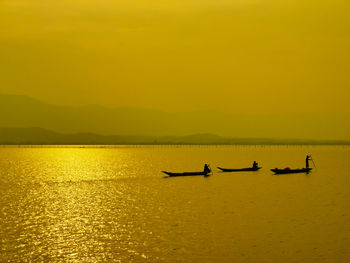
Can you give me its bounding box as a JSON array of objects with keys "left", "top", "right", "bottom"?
[
  {"left": 0, "top": 94, "right": 349, "bottom": 140},
  {"left": 0, "top": 127, "right": 349, "bottom": 145}
]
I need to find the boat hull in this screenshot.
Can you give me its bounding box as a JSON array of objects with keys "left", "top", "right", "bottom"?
[
  {"left": 162, "top": 171, "right": 209, "bottom": 177},
  {"left": 271, "top": 168, "right": 312, "bottom": 174},
  {"left": 217, "top": 167, "right": 261, "bottom": 172}
]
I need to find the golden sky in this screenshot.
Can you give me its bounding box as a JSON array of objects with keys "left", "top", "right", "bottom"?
[{"left": 0, "top": 0, "right": 349, "bottom": 114}]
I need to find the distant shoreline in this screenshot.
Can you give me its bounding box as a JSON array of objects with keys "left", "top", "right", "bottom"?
[
  {"left": 1, "top": 127, "right": 349, "bottom": 146},
  {"left": 1, "top": 94, "right": 350, "bottom": 142},
  {"left": 0, "top": 144, "right": 349, "bottom": 148}
]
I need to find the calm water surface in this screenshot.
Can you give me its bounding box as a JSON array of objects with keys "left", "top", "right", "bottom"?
[{"left": 0, "top": 146, "right": 349, "bottom": 262}]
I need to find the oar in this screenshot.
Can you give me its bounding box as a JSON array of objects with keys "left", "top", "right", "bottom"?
[{"left": 310, "top": 156, "right": 317, "bottom": 168}]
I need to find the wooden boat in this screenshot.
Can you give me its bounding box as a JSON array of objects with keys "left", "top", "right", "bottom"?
[
  {"left": 217, "top": 167, "right": 261, "bottom": 172},
  {"left": 271, "top": 168, "right": 312, "bottom": 174},
  {"left": 162, "top": 171, "right": 210, "bottom": 177}
]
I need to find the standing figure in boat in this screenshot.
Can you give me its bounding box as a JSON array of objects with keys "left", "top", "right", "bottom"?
[
  {"left": 306, "top": 155, "right": 311, "bottom": 168},
  {"left": 253, "top": 161, "right": 258, "bottom": 169},
  {"left": 204, "top": 164, "right": 211, "bottom": 174}
]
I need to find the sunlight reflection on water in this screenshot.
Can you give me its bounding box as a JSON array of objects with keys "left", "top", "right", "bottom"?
[{"left": 1, "top": 146, "right": 350, "bottom": 262}]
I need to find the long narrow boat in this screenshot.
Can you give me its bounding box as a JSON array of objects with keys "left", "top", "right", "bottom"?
[
  {"left": 217, "top": 167, "right": 261, "bottom": 172},
  {"left": 162, "top": 171, "right": 210, "bottom": 177},
  {"left": 271, "top": 168, "right": 312, "bottom": 174}
]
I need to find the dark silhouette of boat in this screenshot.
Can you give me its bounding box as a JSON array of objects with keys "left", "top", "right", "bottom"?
[
  {"left": 162, "top": 171, "right": 210, "bottom": 177},
  {"left": 271, "top": 168, "right": 312, "bottom": 174},
  {"left": 271, "top": 155, "right": 314, "bottom": 174},
  {"left": 217, "top": 167, "right": 261, "bottom": 172},
  {"left": 162, "top": 164, "right": 211, "bottom": 177}
]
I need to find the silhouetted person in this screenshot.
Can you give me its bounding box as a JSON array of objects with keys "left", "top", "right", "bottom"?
[
  {"left": 204, "top": 164, "right": 211, "bottom": 174},
  {"left": 253, "top": 161, "right": 258, "bottom": 168},
  {"left": 306, "top": 155, "right": 311, "bottom": 168}
]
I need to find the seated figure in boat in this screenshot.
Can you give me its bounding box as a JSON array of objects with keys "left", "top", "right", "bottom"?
[
  {"left": 252, "top": 161, "right": 258, "bottom": 169},
  {"left": 204, "top": 164, "right": 211, "bottom": 174}
]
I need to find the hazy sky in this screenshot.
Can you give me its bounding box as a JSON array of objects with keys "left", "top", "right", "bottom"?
[{"left": 1, "top": 0, "right": 349, "bottom": 114}]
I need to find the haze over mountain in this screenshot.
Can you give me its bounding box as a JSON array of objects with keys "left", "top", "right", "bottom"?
[
  {"left": 0, "top": 94, "right": 349, "bottom": 141},
  {"left": 1, "top": 0, "right": 350, "bottom": 115},
  {"left": 1, "top": 127, "right": 348, "bottom": 145}
]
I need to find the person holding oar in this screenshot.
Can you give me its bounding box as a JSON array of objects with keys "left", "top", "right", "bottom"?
[{"left": 306, "top": 155, "right": 316, "bottom": 169}]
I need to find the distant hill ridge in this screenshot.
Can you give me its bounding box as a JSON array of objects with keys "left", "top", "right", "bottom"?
[
  {"left": 0, "top": 94, "right": 349, "bottom": 140},
  {"left": 0, "top": 127, "right": 349, "bottom": 145}
]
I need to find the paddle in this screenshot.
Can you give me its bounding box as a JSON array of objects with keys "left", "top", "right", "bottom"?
[{"left": 310, "top": 155, "right": 317, "bottom": 168}]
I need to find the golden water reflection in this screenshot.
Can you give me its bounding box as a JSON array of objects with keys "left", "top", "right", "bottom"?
[{"left": 1, "top": 146, "right": 350, "bottom": 262}]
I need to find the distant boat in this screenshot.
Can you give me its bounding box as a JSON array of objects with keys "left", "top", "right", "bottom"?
[
  {"left": 271, "top": 168, "right": 312, "bottom": 174},
  {"left": 162, "top": 171, "right": 210, "bottom": 177},
  {"left": 217, "top": 167, "right": 261, "bottom": 172},
  {"left": 163, "top": 164, "right": 211, "bottom": 177}
]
